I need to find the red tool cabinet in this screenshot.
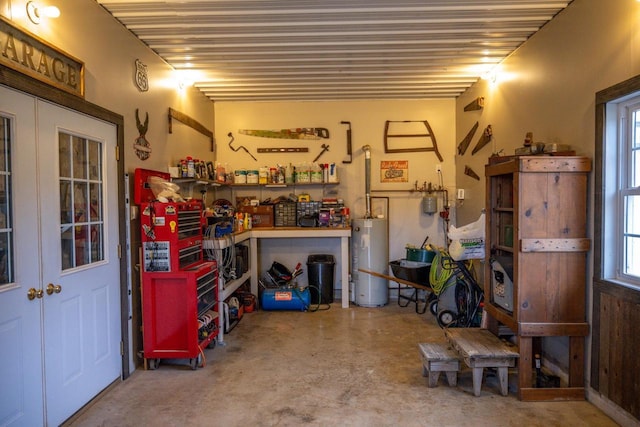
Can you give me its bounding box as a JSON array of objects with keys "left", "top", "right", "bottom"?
[
  {"left": 142, "top": 261, "right": 218, "bottom": 370},
  {"left": 140, "top": 200, "right": 204, "bottom": 273},
  {"left": 135, "top": 168, "right": 219, "bottom": 370}
]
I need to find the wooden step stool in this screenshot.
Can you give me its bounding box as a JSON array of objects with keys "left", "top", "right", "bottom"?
[
  {"left": 418, "top": 342, "right": 460, "bottom": 387},
  {"left": 445, "top": 328, "right": 519, "bottom": 397}
]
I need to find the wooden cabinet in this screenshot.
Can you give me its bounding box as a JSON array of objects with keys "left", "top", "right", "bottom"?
[{"left": 484, "top": 156, "right": 591, "bottom": 401}]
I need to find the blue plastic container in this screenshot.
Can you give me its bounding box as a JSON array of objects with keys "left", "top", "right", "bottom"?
[{"left": 261, "top": 287, "right": 310, "bottom": 311}]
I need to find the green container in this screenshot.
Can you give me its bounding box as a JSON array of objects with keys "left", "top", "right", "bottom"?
[{"left": 406, "top": 248, "right": 435, "bottom": 263}]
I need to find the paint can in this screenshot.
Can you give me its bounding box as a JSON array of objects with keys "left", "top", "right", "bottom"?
[
  {"left": 247, "top": 170, "right": 259, "bottom": 184},
  {"left": 234, "top": 169, "right": 247, "bottom": 184},
  {"left": 259, "top": 167, "right": 269, "bottom": 184}
]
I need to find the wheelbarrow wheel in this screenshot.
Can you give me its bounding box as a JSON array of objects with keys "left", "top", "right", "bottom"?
[{"left": 429, "top": 299, "right": 438, "bottom": 316}]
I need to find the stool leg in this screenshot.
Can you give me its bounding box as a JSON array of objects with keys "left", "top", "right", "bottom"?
[
  {"left": 497, "top": 367, "right": 509, "bottom": 396},
  {"left": 472, "top": 367, "right": 483, "bottom": 396},
  {"left": 445, "top": 371, "right": 457, "bottom": 387},
  {"left": 428, "top": 370, "right": 441, "bottom": 387}
]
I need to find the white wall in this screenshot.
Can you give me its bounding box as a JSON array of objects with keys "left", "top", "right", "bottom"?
[
  {"left": 0, "top": 0, "right": 216, "bottom": 173},
  {"left": 215, "top": 100, "right": 457, "bottom": 283}
]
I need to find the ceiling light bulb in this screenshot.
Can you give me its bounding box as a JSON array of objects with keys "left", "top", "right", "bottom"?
[{"left": 26, "top": 2, "right": 60, "bottom": 24}]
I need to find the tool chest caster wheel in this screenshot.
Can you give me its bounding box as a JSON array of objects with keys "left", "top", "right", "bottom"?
[
  {"left": 189, "top": 354, "right": 202, "bottom": 370},
  {"left": 207, "top": 338, "right": 217, "bottom": 349},
  {"left": 147, "top": 358, "right": 159, "bottom": 370}
]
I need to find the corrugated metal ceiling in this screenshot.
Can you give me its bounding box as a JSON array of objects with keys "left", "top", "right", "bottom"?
[{"left": 95, "top": 0, "right": 571, "bottom": 102}]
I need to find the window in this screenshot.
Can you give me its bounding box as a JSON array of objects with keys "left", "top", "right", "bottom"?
[
  {"left": 623, "top": 105, "right": 640, "bottom": 278},
  {"left": 601, "top": 94, "right": 640, "bottom": 287},
  {"left": 59, "top": 131, "right": 104, "bottom": 269},
  {"left": 0, "top": 115, "right": 14, "bottom": 285}
]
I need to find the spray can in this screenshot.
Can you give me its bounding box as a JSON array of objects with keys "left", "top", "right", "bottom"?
[{"left": 186, "top": 157, "right": 195, "bottom": 177}]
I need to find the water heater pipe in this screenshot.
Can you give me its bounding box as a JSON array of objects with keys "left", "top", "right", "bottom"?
[{"left": 362, "top": 145, "right": 372, "bottom": 218}]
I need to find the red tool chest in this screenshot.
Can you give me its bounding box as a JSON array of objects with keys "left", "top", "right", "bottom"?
[
  {"left": 142, "top": 262, "right": 218, "bottom": 370},
  {"left": 140, "top": 200, "right": 204, "bottom": 272},
  {"left": 135, "top": 168, "right": 219, "bottom": 370}
]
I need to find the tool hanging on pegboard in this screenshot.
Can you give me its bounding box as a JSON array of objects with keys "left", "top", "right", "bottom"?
[{"left": 228, "top": 132, "right": 257, "bottom": 161}]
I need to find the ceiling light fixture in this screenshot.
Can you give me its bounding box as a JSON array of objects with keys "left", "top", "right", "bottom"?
[{"left": 26, "top": 2, "right": 60, "bottom": 25}]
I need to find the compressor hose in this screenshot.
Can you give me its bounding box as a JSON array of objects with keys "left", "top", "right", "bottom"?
[{"left": 429, "top": 250, "right": 455, "bottom": 296}]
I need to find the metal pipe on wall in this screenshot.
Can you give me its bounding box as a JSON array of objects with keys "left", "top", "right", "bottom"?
[{"left": 362, "top": 145, "right": 372, "bottom": 219}]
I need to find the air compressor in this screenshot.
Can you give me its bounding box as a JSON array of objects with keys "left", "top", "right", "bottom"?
[
  {"left": 260, "top": 261, "right": 310, "bottom": 311},
  {"left": 261, "top": 287, "right": 310, "bottom": 311}
]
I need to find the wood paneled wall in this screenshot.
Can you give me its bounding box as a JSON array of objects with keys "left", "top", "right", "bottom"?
[
  {"left": 590, "top": 282, "right": 640, "bottom": 420},
  {"left": 593, "top": 74, "right": 640, "bottom": 423}
]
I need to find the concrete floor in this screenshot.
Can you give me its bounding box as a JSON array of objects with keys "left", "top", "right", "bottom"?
[{"left": 67, "top": 303, "right": 617, "bottom": 427}]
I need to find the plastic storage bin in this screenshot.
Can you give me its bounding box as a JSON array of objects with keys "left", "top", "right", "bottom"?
[{"left": 307, "top": 254, "right": 335, "bottom": 304}]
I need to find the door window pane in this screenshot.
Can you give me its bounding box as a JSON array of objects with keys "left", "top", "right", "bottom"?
[
  {"left": 88, "top": 140, "right": 100, "bottom": 181},
  {"left": 59, "top": 133, "right": 71, "bottom": 178},
  {"left": 0, "top": 116, "right": 14, "bottom": 285},
  {"left": 59, "top": 132, "right": 104, "bottom": 269},
  {"left": 73, "top": 136, "right": 87, "bottom": 179}
]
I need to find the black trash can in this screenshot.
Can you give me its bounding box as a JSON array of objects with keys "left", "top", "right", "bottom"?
[{"left": 307, "top": 254, "right": 335, "bottom": 304}]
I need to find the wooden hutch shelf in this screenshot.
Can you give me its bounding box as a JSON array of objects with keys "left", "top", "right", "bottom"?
[{"left": 484, "top": 156, "right": 591, "bottom": 401}]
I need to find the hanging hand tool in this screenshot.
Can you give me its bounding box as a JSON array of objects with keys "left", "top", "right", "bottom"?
[
  {"left": 457, "top": 121, "right": 478, "bottom": 156},
  {"left": 383, "top": 120, "right": 443, "bottom": 161},
  {"left": 228, "top": 132, "right": 257, "bottom": 161},
  {"left": 313, "top": 143, "right": 329, "bottom": 162},
  {"left": 471, "top": 125, "right": 493, "bottom": 155},
  {"left": 464, "top": 165, "right": 480, "bottom": 180},
  {"left": 257, "top": 147, "right": 309, "bottom": 153},
  {"left": 239, "top": 128, "right": 329, "bottom": 140},
  {"left": 341, "top": 121, "right": 352, "bottom": 164}
]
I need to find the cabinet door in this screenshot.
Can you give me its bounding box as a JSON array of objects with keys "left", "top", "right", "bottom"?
[{"left": 517, "top": 171, "right": 588, "bottom": 323}]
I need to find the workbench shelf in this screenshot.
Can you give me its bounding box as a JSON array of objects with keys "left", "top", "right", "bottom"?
[
  {"left": 229, "top": 182, "right": 339, "bottom": 188},
  {"left": 484, "top": 156, "right": 591, "bottom": 401}
]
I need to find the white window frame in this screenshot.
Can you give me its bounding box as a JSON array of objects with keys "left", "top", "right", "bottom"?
[{"left": 604, "top": 96, "right": 640, "bottom": 289}]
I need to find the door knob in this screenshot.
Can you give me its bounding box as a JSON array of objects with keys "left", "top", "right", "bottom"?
[
  {"left": 27, "top": 288, "right": 44, "bottom": 300},
  {"left": 46, "top": 283, "right": 62, "bottom": 295}
]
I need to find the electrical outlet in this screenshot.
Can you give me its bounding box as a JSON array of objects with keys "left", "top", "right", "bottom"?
[
  {"left": 457, "top": 189, "right": 465, "bottom": 200},
  {"left": 436, "top": 164, "right": 442, "bottom": 173}
]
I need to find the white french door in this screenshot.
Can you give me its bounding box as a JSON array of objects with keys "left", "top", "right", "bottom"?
[{"left": 0, "top": 86, "right": 121, "bottom": 426}]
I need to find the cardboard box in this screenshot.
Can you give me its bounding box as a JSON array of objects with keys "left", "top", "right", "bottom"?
[{"left": 239, "top": 205, "right": 274, "bottom": 228}]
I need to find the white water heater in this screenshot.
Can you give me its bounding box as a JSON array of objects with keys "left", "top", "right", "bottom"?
[{"left": 352, "top": 218, "right": 388, "bottom": 307}]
